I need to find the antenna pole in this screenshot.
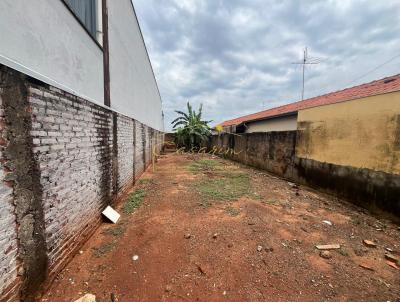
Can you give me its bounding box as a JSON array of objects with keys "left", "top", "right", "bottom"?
[{"left": 292, "top": 47, "right": 319, "bottom": 101}]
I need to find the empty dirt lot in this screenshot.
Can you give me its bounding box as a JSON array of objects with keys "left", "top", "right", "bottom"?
[{"left": 42, "top": 154, "right": 400, "bottom": 302}]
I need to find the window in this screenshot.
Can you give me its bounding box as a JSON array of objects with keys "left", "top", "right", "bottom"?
[{"left": 64, "top": 0, "right": 97, "bottom": 39}]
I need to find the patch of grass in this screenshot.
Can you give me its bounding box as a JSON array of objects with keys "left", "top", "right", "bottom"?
[
  {"left": 188, "top": 159, "right": 221, "bottom": 172},
  {"left": 225, "top": 206, "right": 241, "bottom": 216},
  {"left": 262, "top": 199, "right": 278, "bottom": 205},
  {"left": 92, "top": 242, "right": 116, "bottom": 258},
  {"left": 193, "top": 171, "right": 250, "bottom": 201},
  {"left": 138, "top": 178, "right": 152, "bottom": 186},
  {"left": 102, "top": 224, "right": 126, "bottom": 237},
  {"left": 123, "top": 189, "right": 146, "bottom": 214}
]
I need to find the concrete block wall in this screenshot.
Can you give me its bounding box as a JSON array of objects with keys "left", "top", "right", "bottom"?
[
  {"left": 210, "top": 131, "right": 400, "bottom": 218},
  {"left": 0, "top": 65, "right": 163, "bottom": 301},
  {"left": 210, "top": 132, "right": 297, "bottom": 180}
]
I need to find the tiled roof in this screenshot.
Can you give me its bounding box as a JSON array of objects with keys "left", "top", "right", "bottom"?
[{"left": 220, "top": 74, "right": 400, "bottom": 127}]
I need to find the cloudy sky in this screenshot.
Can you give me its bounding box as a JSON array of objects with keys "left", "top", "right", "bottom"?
[{"left": 133, "top": 0, "right": 400, "bottom": 130}]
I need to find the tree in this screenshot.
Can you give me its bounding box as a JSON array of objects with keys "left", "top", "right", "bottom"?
[{"left": 171, "top": 102, "right": 212, "bottom": 150}]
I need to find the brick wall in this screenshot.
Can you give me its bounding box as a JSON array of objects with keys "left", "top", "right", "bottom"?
[
  {"left": 117, "top": 116, "right": 134, "bottom": 193},
  {"left": 0, "top": 65, "right": 163, "bottom": 301},
  {"left": 0, "top": 83, "right": 21, "bottom": 302},
  {"left": 29, "top": 87, "right": 115, "bottom": 279},
  {"left": 134, "top": 121, "right": 144, "bottom": 178}
]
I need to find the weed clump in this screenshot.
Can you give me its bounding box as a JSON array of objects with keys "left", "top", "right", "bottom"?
[
  {"left": 193, "top": 171, "right": 250, "bottom": 201},
  {"left": 102, "top": 224, "right": 126, "bottom": 237},
  {"left": 188, "top": 159, "right": 221, "bottom": 172},
  {"left": 225, "top": 206, "right": 241, "bottom": 216},
  {"left": 123, "top": 189, "right": 146, "bottom": 214},
  {"left": 92, "top": 242, "right": 116, "bottom": 257}
]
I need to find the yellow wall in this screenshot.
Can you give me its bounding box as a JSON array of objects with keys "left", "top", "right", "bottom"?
[{"left": 296, "top": 91, "right": 400, "bottom": 175}]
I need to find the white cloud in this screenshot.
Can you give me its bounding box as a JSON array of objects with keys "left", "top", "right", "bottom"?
[{"left": 133, "top": 0, "right": 400, "bottom": 130}]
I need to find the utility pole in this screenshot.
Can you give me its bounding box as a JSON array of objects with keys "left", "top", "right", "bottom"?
[{"left": 292, "top": 47, "right": 319, "bottom": 100}]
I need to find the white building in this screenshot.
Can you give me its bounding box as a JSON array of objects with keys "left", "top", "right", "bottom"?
[{"left": 0, "top": 0, "right": 164, "bottom": 131}]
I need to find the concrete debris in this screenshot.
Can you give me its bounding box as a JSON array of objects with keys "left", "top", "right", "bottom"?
[
  {"left": 320, "top": 251, "right": 332, "bottom": 259},
  {"left": 384, "top": 253, "right": 399, "bottom": 264},
  {"left": 322, "top": 220, "right": 333, "bottom": 226},
  {"left": 184, "top": 234, "right": 191, "bottom": 239},
  {"left": 385, "top": 247, "right": 394, "bottom": 253},
  {"left": 316, "top": 244, "right": 341, "bottom": 250},
  {"left": 102, "top": 206, "right": 120, "bottom": 224},
  {"left": 359, "top": 264, "right": 374, "bottom": 271},
  {"left": 74, "top": 294, "right": 96, "bottom": 302},
  {"left": 165, "top": 285, "right": 172, "bottom": 292},
  {"left": 363, "top": 240, "right": 377, "bottom": 248},
  {"left": 386, "top": 261, "right": 399, "bottom": 270}
]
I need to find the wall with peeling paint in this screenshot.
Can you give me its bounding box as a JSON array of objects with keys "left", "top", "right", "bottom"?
[{"left": 296, "top": 91, "right": 400, "bottom": 175}]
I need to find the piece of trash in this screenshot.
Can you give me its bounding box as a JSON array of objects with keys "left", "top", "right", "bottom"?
[
  {"left": 102, "top": 206, "right": 120, "bottom": 224},
  {"left": 196, "top": 263, "right": 206, "bottom": 275},
  {"left": 212, "top": 233, "right": 218, "bottom": 239},
  {"left": 257, "top": 245, "right": 263, "bottom": 252},
  {"left": 79, "top": 250, "right": 83, "bottom": 255},
  {"left": 385, "top": 247, "right": 394, "bottom": 253},
  {"left": 322, "top": 220, "right": 332, "bottom": 226},
  {"left": 300, "top": 227, "right": 308, "bottom": 233},
  {"left": 132, "top": 255, "right": 139, "bottom": 261},
  {"left": 222, "top": 291, "right": 227, "bottom": 296},
  {"left": 110, "top": 293, "right": 118, "bottom": 302},
  {"left": 315, "top": 244, "right": 341, "bottom": 250},
  {"left": 184, "top": 234, "right": 191, "bottom": 239},
  {"left": 74, "top": 294, "right": 96, "bottom": 302},
  {"left": 359, "top": 264, "right": 374, "bottom": 271},
  {"left": 363, "top": 240, "right": 377, "bottom": 248},
  {"left": 288, "top": 182, "right": 299, "bottom": 190}
]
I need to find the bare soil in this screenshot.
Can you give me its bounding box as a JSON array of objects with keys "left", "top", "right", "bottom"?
[{"left": 42, "top": 154, "right": 400, "bottom": 302}]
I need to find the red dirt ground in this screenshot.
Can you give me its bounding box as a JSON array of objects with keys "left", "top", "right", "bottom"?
[{"left": 42, "top": 154, "right": 400, "bottom": 302}]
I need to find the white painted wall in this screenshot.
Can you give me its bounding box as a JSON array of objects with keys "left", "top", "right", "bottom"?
[
  {"left": 0, "top": 0, "right": 104, "bottom": 104},
  {"left": 108, "top": 0, "right": 164, "bottom": 131},
  {"left": 245, "top": 115, "right": 298, "bottom": 133}
]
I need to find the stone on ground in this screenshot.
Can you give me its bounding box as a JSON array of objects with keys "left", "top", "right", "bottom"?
[{"left": 74, "top": 294, "right": 96, "bottom": 302}]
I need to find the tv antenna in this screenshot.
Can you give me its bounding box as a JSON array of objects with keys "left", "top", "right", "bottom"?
[{"left": 292, "top": 47, "right": 320, "bottom": 100}]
